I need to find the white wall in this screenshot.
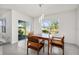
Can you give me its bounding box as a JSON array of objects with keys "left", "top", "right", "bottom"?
[
  {"left": 33, "top": 17, "right": 42, "bottom": 34},
  {"left": 34, "top": 10, "right": 77, "bottom": 44},
  {"left": 11, "top": 10, "right": 33, "bottom": 44},
  {"left": 76, "top": 8, "right": 79, "bottom": 46},
  {"left": 2, "top": 10, "right": 12, "bottom": 43}
]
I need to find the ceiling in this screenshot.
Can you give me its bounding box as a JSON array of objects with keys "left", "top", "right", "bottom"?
[{"left": 0, "top": 4, "right": 78, "bottom": 18}]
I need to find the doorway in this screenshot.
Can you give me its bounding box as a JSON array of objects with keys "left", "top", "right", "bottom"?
[
  {"left": 18, "top": 20, "right": 26, "bottom": 41},
  {"left": 18, "top": 20, "right": 31, "bottom": 48},
  {"left": 18, "top": 20, "right": 31, "bottom": 41}
]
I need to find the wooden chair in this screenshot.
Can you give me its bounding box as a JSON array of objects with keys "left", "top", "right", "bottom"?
[
  {"left": 51, "top": 36, "right": 64, "bottom": 55},
  {"left": 27, "top": 36, "right": 45, "bottom": 55}
]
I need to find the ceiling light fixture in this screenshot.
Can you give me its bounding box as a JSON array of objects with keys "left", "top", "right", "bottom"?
[{"left": 39, "top": 4, "right": 44, "bottom": 24}]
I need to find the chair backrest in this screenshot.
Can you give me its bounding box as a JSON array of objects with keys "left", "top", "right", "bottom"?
[
  {"left": 27, "top": 32, "right": 39, "bottom": 43},
  {"left": 61, "top": 36, "right": 64, "bottom": 44},
  {"left": 28, "top": 36, "right": 39, "bottom": 43},
  {"left": 52, "top": 36, "right": 64, "bottom": 43},
  {"left": 28, "top": 32, "right": 34, "bottom": 36}
]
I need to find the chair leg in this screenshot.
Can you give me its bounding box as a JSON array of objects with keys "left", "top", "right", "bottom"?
[
  {"left": 63, "top": 49, "right": 64, "bottom": 55},
  {"left": 62, "top": 46, "right": 64, "bottom": 55},
  {"left": 27, "top": 48, "right": 28, "bottom": 55},
  {"left": 37, "top": 51, "right": 39, "bottom": 55},
  {"left": 43, "top": 45, "right": 44, "bottom": 53},
  {"left": 27, "top": 41, "right": 28, "bottom": 55},
  {"left": 51, "top": 45, "right": 52, "bottom": 54},
  {"left": 63, "top": 47, "right": 64, "bottom": 55}
]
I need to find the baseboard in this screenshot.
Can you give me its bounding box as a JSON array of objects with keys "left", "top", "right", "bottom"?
[
  {"left": 0, "top": 42, "right": 10, "bottom": 46},
  {"left": 64, "top": 42, "right": 79, "bottom": 48}
]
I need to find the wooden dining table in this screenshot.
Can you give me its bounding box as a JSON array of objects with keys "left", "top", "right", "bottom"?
[{"left": 31, "top": 34, "right": 52, "bottom": 55}]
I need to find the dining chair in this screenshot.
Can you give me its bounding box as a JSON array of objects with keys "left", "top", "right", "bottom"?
[
  {"left": 50, "top": 36, "right": 64, "bottom": 55},
  {"left": 27, "top": 35, "right": 45, "bottom": 55}
]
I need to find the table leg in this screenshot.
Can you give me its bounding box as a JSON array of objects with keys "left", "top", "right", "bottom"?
[{"left": 48, "top": 40, "right": 49, "bottom": 55}]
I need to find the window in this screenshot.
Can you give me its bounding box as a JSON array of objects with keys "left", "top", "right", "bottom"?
[
  {"left": 0, "top": 19, "right": 6, "bottom": 33},
  {"left": 42, "top": 17, "right": 59, "bottom": 35}
]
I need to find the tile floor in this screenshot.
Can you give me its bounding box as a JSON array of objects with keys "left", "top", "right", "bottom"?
[{"left": 0, "top": 39, "right": 79, "bottom": 55}]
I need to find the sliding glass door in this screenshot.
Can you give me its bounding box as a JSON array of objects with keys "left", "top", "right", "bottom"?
[{"left": 18, "top": 20, "right": 31, "bottom": 41}]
